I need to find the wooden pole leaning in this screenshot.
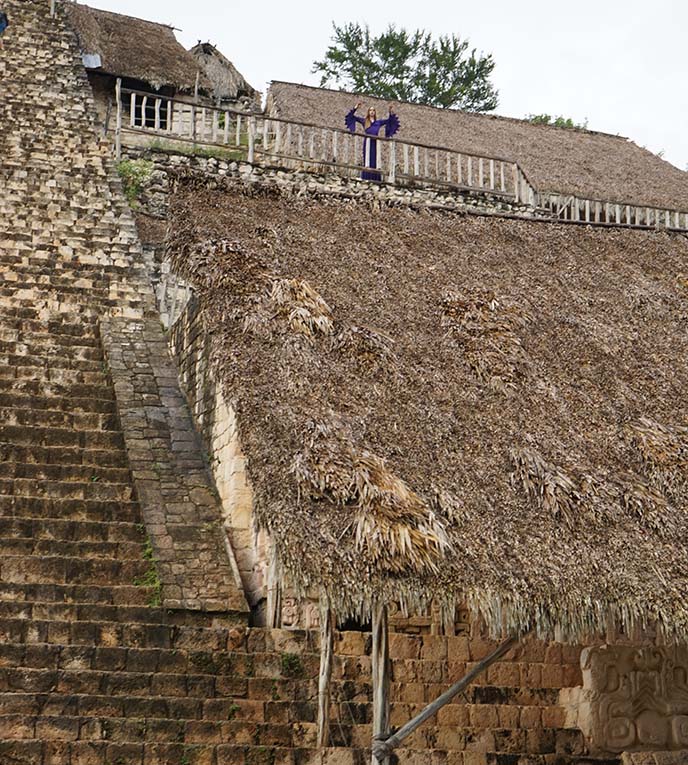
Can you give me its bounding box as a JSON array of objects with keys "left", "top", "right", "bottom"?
[
  {"left": 317, "top": 596, "right": 335, "bottom": 748},
  {"left": 371, "top": 604, "right": 390, "bottom": 764},
  {"left": 371, "top": 634, "right": 518, "bottom": 762}
]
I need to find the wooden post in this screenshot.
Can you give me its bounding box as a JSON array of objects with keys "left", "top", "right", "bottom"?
[
  {"left": 585, "top": 199, "right": 590, "bottom": 222},
  {"left": 248, "top": 116, "right": 256, "bottom": 163},
  {"left": 166, "top": 100, "right": 172, "bottom": 133},
  {"left": 388, "top": 140, "right": 396, "bottom": 184},
  {"left": 266, "top": 553, "right": 281, "bottom": 628},
  {"left": 457, "top": 155, "right": 463, "bottom": 186},
  {"left": 478, "top": 158, "right": 484, "bottom": 188},
  {"left": 223, "top": 112, "right": 230, "bottom": 144},
  {"left": 512, "top": 165, "right": 518, "bottom": 202},
  {"left": 371, "top": 604, "right": 390, "bottom": 765},
  {"left": 403, "top": 144, "right": 409, "bottom": 175},
  {"left": 50, "top": 0, "right": 56, "bottom": 17},
  {"left": 467, "top": 157, "right": 473, "bottom": 187},
  {"left": 446, "top": 154, "right": 451, "bottom": 183},
  {"left": 489, "top": 159, "right": 495, "bottom": 190},
  {"left": 114, "top": 78, "right": 122, "bottom": 160},
  {"left": 154, "top": 99, "right": 161, "bottom": 131},
  {"left": 331, "top": 129, "right": 337, "bottom": 163},
  {"left": 129, "top": 92, "right": 136, "bottom": 128},
  {"left": 372, "top": 635, "right": 518, "bottom": 762},
  {"left": 235, "top": 114, "right": 242, "bottom": 147},
  {"left": 413, "top": 146, "right": 420, "bottom": 177},
  {"left": 263, "top": 119, "right": 269, "bottom": 153},
  {"left": 424, "top": 148, "right": 429, "bottom": 178},
  {"left": 500, "top": 162, "right": 505, "bottom": 192},
  {"left": 317, "top": 597, "right": 335, "bottom": 748}
]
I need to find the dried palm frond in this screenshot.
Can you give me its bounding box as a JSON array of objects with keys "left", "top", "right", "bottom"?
[
  {"left": 292, "top": 420, "right": 450, "bottom": 575},
  {"left": 333, "top": 325, "right": 397, "bottom": 372},
  {"left": 441, "top": 289, "right": 531, "bottom": 393},
  {"left": 269, "top": 278, "right": 334, "bottom": 337},
  {"left": 243, "top": 277, "right": 334, "bottom": 340},
  {"left": 509, "top": 446, "right": 579, "bottom": 527},
  {"left": 626, "top": 417, "right": 688, "bottom": 500}
]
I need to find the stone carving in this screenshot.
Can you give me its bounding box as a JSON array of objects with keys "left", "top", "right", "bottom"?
[
  {"left": 580, "top": 645, "right": 688, "bottom": 752},
  {"left": 281, "top": 597, "right": 320, "bottom": 630}
]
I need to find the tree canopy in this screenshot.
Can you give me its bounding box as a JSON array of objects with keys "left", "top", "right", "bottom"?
[{"left": 312, "top": 22, "right": 499, "bottom": 112}]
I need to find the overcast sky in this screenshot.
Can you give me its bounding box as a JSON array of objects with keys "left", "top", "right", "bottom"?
[{"left": 86, "top": 0, "right": 687, "bottom": 171}]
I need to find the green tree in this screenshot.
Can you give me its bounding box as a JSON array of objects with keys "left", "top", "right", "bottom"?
[
  {"left": 526, "top": 113, "right": 588, "bottom": 130},
  {"left": 313, "top": 22, "right": 499, "bottom": 112}
]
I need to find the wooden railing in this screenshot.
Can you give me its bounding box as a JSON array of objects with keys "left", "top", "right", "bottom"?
[
  {"left": 114, "top": 85, "right": 688, "bottom": 232},
  {"left": 115, "top": 86, "right": 537, "bottom": 204},
  {"left": 538, "top": 191, "right": 688, "bottom": 230}
]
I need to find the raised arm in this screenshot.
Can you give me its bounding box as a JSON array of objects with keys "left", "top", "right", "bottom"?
[
  {"left": 345, "top": 102, "right": 365, "bottom": 132},
  {"left": 382, "top": 104, "right": 400, "bottom": 138}
]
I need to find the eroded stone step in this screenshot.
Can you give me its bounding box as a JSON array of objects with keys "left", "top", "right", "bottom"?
[
  {"left": 0, "top": 517, "right": 142, "bottom": 543},
  {"left": 0, "top": 406, "right": 117, "bottom": 431},
  {"left": 0, "top": 537, "right": 144, "bottom": 560},
  {"left": 0, "top": 555, "right": 150, "bottom": 586},
  {"left": 0, "top": 425, "right": 124, "bottom": 450},
  {"left": 0, "top": 496, "right": 141, "bottom": 523},
  {"left": 0, "top": 392, "right": 117, "bottom": 415},
  {"left": 0, "top": 478, "right": 133, "bottom": 502},
  {"left": 0, "top": 582, "right": 157, "bottom": 607},
  {"left": 0, "top": 443, "right": 126, "bottom": 468},
  {"left": 0, "top": 463, "right": 130, "bottom": 484}
]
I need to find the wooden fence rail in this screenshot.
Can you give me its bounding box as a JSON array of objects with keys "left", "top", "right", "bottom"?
[
  {"left": 117, "top": 87, "right": 536, "bottom": 204},
  {"left": 115, "top": 86, "right": 688, "bottom": 232}
]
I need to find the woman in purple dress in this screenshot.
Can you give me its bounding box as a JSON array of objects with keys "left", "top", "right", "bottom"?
[{"left": 345, "top": 102, "right": 400, "bottom": 181}]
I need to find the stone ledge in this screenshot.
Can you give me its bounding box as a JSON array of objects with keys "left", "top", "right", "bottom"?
[{"left": 100, "top": 316, "right": 249, "bottom": 617}]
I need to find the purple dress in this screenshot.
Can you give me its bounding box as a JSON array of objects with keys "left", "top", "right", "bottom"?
[{"left": 345, "top": 108, "right": 400, "bottom": 181}]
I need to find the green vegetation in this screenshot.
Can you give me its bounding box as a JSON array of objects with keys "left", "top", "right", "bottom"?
[
  {"left": 313, "top": 22, "right": 498, "bottom": 111},
  {"left": 116, "top": 158, "right": 154, "bottom": 206},
  {"left": 280, "top": 652, "right": 303, "bottom": 678},
  {"left": 134, "top": 538, "right": 162, "bottom": 607},
  {"left": 526, "top": 113, "right": 588, "bottom": 130}
]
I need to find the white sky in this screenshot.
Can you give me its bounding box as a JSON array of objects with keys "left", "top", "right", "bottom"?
[{"left": 85, "top": 0, "right": 688, "bottom": 171}]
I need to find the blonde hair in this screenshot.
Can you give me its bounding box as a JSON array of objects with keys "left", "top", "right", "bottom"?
[{"left": 364, "top": 107, "right": 377, "bottom": 130}]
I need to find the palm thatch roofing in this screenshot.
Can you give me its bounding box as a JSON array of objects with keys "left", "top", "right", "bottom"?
[
  {"left": 167, "top": 173, "right": 688, "bottom": 643},
  {"left": 267, "top": 82, "right": 688, "bottom": 213},
  {"left": 65, "top": 3, "right": 211, "bottom": 92},
  {"left": 189, "top": 43, "right": 259, "bottom": 106}
]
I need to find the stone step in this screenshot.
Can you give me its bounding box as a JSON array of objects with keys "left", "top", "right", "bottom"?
[
  {"left": 0, "top": 555, "right": 150, "bottom": 586},
  {"left": 0, "top": 364, "right": 109, "bottom": 386},
  {"left": 0, "top": 337, "right": 104, "bottom": 361},
  {"left": 0, "top": 443, "right": 127, "bottom": 468},
  {"left": 0, "top": 644, "right": 250, "bottom": 676},
  {"left": 0, "top": 391, "right": 117, "bottom": 414},
  {"left": 0, "top": 667, "right": 257, "bottom": 699},
  {"left": 0, "top": 462, "right": 130, "bottom": 485},
  {"left": 0, "top": 738, "right": 306, "bottom": 765},
  {"left": 0, "top": 478, "right": 133, "bottom": 502},
  {"left": 0, "top": 351, "right": 106, "bottom": 373},
  {"left": 0, "top": 583, "right": 157, "bottom": 607},
  {"left": 0, "top": 713, "right": 301, "bottom": 748},
  {"left": 0, "top": 602, "right": 177, "bottom": 625},
  {"left": 0, "top": 425, "right": 124, "bottom": 450},
  {"left": 0, "top": 406, "right": 118, "bottom": 432},
  {"left": 0, "top": 537, "right": 144, "bottom": 561},
  {"left": 0, "top": 517, "right": 143, "bottom": 543},
  {"left": 0, "top": 496, "right": 141, "bottom": 523},
  {"left": 0, "top": 619, "right": 247, "bottom": 650},
  {"left": 0, "top": 324, "right": 101, "bottom": 347},
  {"left": 0, "top": 378, "right": 115, "bottom": 402}
]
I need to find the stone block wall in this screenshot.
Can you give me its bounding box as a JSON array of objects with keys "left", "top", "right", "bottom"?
[{"left": 169, "top": 298, "right": 268, "bottom": 612}]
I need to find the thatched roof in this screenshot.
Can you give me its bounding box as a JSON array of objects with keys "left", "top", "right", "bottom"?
[
  {"left": 65, "top": 3, "right": 211, "bottom": 92},
  {"left": 167, "top": 174, "right": 688, "bottom": 643},
  {"left": 190, "top": 43, "right": 259, "bottom": 106},
  {"left": 267, "top": 82, "right": 688, "bottom": 212}
]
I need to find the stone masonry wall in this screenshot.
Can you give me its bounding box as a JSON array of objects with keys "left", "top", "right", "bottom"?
[{"left": 168, "top": 299, "right": 267, "bottom": 614}]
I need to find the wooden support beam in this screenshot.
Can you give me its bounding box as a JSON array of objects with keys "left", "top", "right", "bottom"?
[
  {"left": 317, "top": 597, "right": 335, "bottom": 748},
  {"left": 371, "top": 605, "right": 390, "bottom": 765},
  {"left": 372, "top": 635, "right": 518, "bottom": 762},
  {"left": 114, "top": 78, "right": 122, "bottom": 160}
]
